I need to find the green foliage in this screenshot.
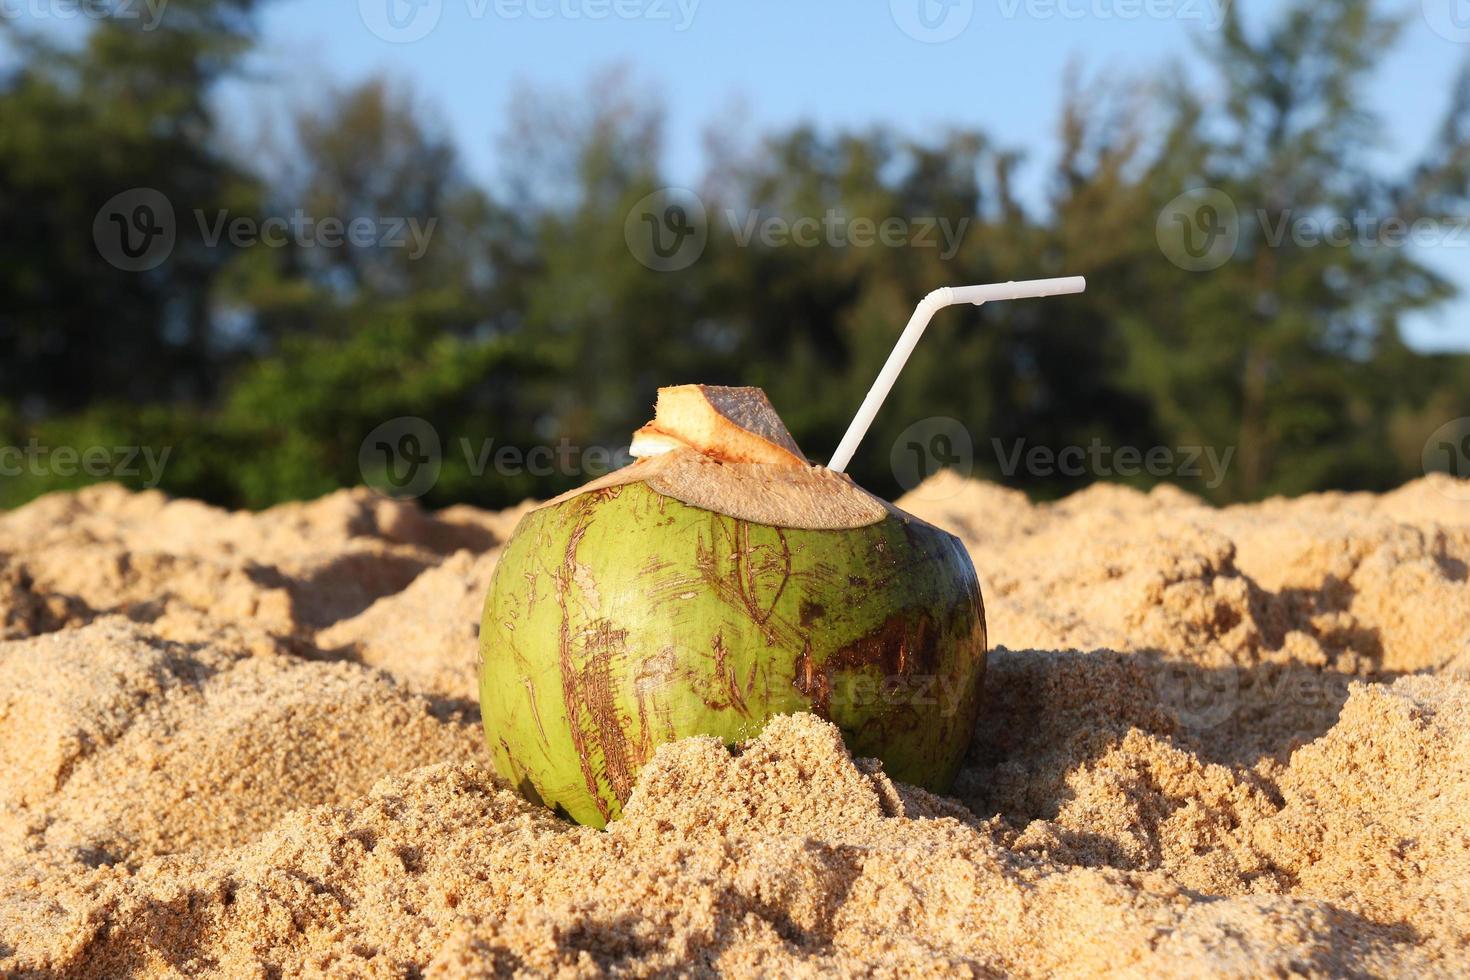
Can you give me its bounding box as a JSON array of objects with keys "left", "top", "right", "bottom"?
[
  {"left": 1, "top": 0, "right": 1467, "bottom": 511},
  {"left": 0, "top": 0, "right": 266, "bottom": 410},
  {"left": 218, "top": 308, "right": 550, "bottom": 508}
]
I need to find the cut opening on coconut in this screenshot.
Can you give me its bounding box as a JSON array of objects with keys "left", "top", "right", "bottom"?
[
  {"left": 630, "top": 385, "right": 807, "bottom": 468},
  {"left": 542, "top": 384, "right": 888, "bottom": 530}
]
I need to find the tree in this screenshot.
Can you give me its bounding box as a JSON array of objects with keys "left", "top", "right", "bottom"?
[
  {"left": 212, "top": 78, "right": 555, "bottom": 508},
  {"left": 2, "top": 0, "right": 1467, "bottom": 511},
  {"left": 1049, "top": 0, "right": 1470, "bottom": 498},
  {"left": 0, "top": 0, "right": 267, "bottom": 412}
]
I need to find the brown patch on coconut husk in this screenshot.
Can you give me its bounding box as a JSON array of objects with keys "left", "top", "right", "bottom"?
[
  {"left": 548, "top": 385, "right": 888, "bottom": 529},
  {"left": 540, "top": 450, "right": 888, "bottom": 530}
]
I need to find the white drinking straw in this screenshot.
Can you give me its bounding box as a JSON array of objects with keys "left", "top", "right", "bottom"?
[{"left": 827, "top": 277, "right": 1086, "bottom": 474}]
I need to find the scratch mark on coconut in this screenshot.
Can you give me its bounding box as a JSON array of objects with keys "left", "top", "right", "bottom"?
[
  {"left": 696, "top": 518, "right": 794, "bottom": 646},
  {"left": 640, "top": 554, "right": 675, "bottom": 578},
  {"left": 522, "top": 572, "right": 538, "bottom": 612},
  {"left": 732, "top": 521, "right": 781, "bottom": 636},
  {"left": 760, "top": 528, "right": 794, "bottom": 624},
  {"left": 580, "top": 618, "right": 636, "bottom": 804},
  {"left": 794, "top": 641, "right": 832, "bottom": 718},
  {"left": 521, "top": 553, "right": 541, "bottom": 613},
  {"left": 640, "top": 552, "right": 703, "bottom": 615},
  {"left": 632, "top": 645, "right": 676, "bottom": 758},
  {"left": 507, "top": 632, "right": 536, "bottom": 680},
  {"left": 525, "top": 521, "right": 560, "bottom": 610},
  {"left": 699, "top": 631, "right": 751, "bottom": 716},
  {"left": 555, "top": 503, "right": 610, "bottom": 822},
  {"left": 522, "top": 677, "right": 549, "bottom": 746}
]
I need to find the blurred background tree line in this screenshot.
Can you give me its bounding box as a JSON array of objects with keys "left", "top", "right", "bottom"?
[{"left": 1, "top": 0, "right": 1468, "bottom": 510}]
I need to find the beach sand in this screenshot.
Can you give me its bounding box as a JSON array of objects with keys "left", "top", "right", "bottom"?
[{"left": 1, "top": 475, "right": 1467, "bottom": 977}]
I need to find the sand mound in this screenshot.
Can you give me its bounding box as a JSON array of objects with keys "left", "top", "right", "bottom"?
[
  {"left": 1, "top": 475, "right": 1468, "bottom": 977},
  {"left": 0, "top": 620, "right": 478, "bottom": 867},
  {"left": 318, "top": 550, "right": 500, "bottom": 703},
  {"left": 0, "top": 485, "right": 504, "bottom": 638}
]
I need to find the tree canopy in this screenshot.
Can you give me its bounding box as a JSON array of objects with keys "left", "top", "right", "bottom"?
[{"left": 2, "top": 0, "right": 1467, "bottom": 509}]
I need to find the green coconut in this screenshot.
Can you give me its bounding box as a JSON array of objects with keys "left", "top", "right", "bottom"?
[{"left": 479, "top": 385, "right": 986, "bottom": 827}]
